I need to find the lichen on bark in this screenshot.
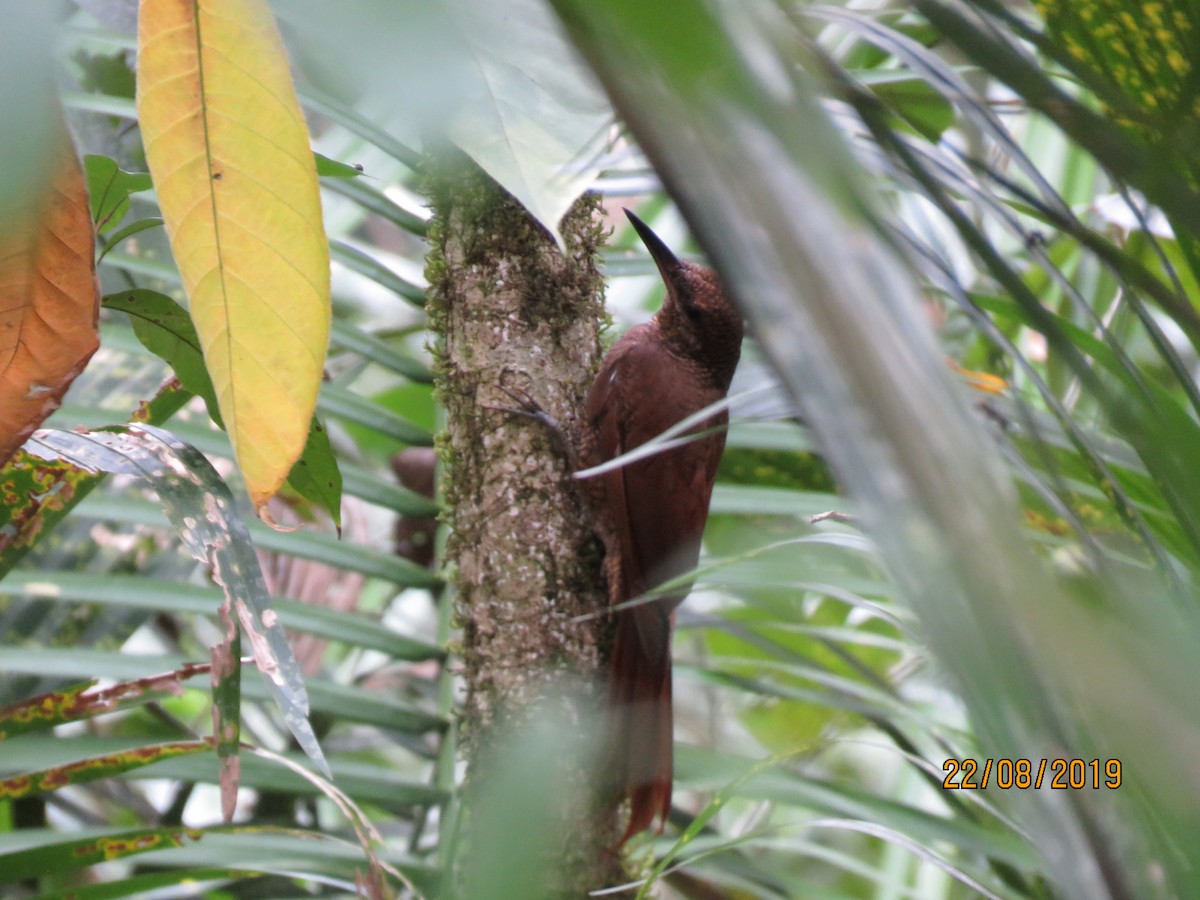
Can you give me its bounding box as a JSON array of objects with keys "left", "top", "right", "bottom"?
[{"left": 425, "top": 152, "right": 621, "bottom": 891}]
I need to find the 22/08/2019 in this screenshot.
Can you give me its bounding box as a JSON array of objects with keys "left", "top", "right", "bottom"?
[{"left": 942, "top": 758, "right": 1121, "bottom": 789}]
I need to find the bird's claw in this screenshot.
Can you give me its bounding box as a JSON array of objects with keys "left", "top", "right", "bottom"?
[
  {"left": 485, "top": 384, "right": 578, "bottom": 469},
  {"left": 485, "top": 384, "right": 562, "bottom": 431}
]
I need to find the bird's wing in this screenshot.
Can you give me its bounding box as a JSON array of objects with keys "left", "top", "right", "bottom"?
[{"left": 586, "top": 337, "right": 726, "bottom": 608}]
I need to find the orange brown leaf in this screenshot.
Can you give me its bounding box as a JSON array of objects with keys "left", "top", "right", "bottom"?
[{"left": 0, "top": 143, "right": 100, "bottom": 465}]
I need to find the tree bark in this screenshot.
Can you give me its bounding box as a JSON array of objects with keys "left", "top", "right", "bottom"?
[{"left": 425, "top": 154, "right": 622, "bottom": 893}]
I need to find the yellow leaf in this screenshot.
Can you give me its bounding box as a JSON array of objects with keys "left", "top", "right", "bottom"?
[
  {"left": 0, "top": 142, "right": 101, "bottom": 466},
  {"left": 137, "top": 0, "right": 331, "bottom": 514},
  {"left": 948, "top": 359, "right": 1009, "bottom": 395}
]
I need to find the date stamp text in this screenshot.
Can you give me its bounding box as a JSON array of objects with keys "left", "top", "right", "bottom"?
[{"left": 942, "top": 758, "right": 1122, "bottom": 790}]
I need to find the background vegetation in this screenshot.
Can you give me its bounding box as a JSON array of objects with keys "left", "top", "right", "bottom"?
[{"left": 2, "top": 0, "right": 1199, "bottom": 898}]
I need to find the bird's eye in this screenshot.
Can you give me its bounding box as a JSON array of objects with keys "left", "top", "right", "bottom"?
[{"left": 683, "top": 303, "right": 702, "bottom": 321}]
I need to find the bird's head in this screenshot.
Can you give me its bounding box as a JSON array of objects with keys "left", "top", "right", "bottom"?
[{"left": 624, "top": 208, "right": 743, "bottom": 390}]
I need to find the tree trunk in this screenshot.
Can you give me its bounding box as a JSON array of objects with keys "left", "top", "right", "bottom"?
[{"left": 425, "top": 154, "right": 622, "bottom": 894}]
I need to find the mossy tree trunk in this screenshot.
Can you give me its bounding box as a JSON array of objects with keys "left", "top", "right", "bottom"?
[{"left": 425, "top": 155, "right": 623, "bottom": 893}]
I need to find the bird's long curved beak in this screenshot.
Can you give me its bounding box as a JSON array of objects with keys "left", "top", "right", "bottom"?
[{"left": 624, "top": 208, "right": 682, "bottom": 283}]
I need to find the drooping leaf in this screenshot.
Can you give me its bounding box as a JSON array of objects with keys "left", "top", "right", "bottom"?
[
  {"left": 0, "top": 141, "right": 100, "bottom": 467},
  {"left": 443, "top": 0, "right": 613, "bottom": 247},
  {"left": 24, "top": 425, "right": 330, "bottom": 777},
  {"left": 137, "top": 0, "right": 332, "bottom": 515}
]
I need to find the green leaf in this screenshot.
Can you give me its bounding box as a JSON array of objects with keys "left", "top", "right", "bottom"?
[
  {"left": 72, "top": 48, "right": 136, "bottom": 99},
  {"left": 83, "top": 154, "right": 152, "bottom": 233},
  {"left": 1031, "top": 0, "right": 1197, "bottom": 150},
  {"left": 315, "top": 151, "right": 365, "bottom": 178},
  {"left": 0, "top": 826, "right": 207, "bottom": 881},
  {"left": 284, "top": 417, "right": 344, "bottom": 529},
  {"left": 677, "top": 747, "right": 1039, "bottom": 869},
  {"left": 321, "top": 382, "right": 435, "bottom": 447},
  {"left": 25, "top": 866, "right": 254, "bottom": 900},
  {"left": 0, "top": 571, "right": 443, "bottom": 661},
  {"left": 0, "top": 740, "right": 210, "bottom": 800},
  {"left": 0, "top": 825, "right": 432, "bottom": 889},
  {"left": 337, "top": 381, "right": 437, "bottom": 458},
  {"left": 0, "top": 736, "right": 446, "bottom": 810},
  {"left": 323, "top": 175, "right": 428, "bottom": 236},
  {"left": 102, "top": 289, "right": 221, "bottom": 419},
  {"left": 330, "top": 319, "right": 432, "bottom": 382},
  {"left": 710, "top": 484, "right": 845, "bottom": 517},
  {"left": 868, "top": 72, "right": 955, "bottom": 142},
  {"left": 96, "top": 216, "right": 164, "bottom": 263},
  {"left": 331, "top": 239, "right": 426, "bottom": 305},
  {"left": 88, "top": 827, "right": 436, "bottom": 891},
  {"left": 342, "top": 460, "right": 440, "bottom": 516},
  {"left": 297, "top": 85, "right": 423, "bottom": 170}
]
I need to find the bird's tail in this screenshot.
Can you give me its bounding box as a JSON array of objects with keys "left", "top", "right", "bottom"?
[{"left": 607, "top": 600, "right": 673, "bottom": 846}]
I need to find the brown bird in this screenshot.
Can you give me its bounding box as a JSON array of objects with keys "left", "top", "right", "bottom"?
[{"left": 584, "top": 209, "right": 743, "bottom": 845}]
